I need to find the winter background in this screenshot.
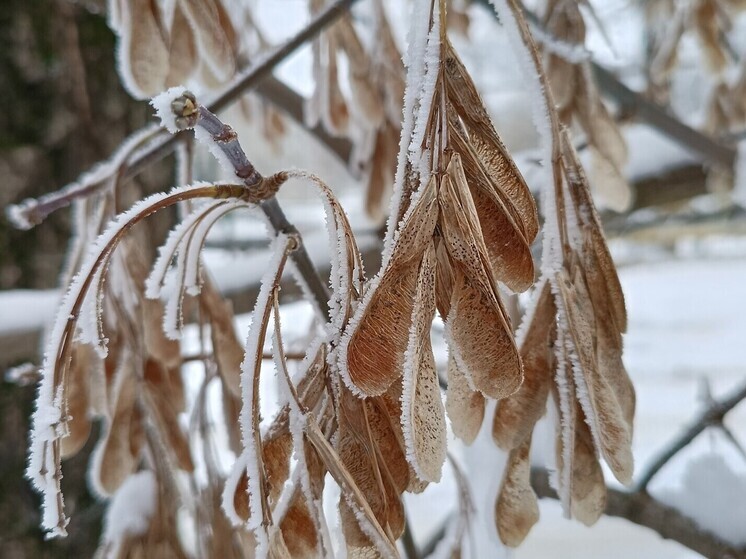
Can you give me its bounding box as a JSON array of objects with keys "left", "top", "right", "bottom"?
[{"left": 2, "top": 0, "right": 746, "bottom": 557}]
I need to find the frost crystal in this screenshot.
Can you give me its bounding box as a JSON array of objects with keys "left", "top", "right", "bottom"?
[
  {"left": 660, "top": 453, "right": 746, "bottom": 546},
  {"left": 151, "top": 86, "right": 190, "bottom": 133},
  {"left": 383, "top": 0, "right": 438, "bottom": 263}
]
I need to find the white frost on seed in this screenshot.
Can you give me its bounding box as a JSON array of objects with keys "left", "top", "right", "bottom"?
[
  {"left": 383, "top": 0, "right": 439, "bottom": 264},
  {"left": 223, "top": 234, "right": 288, "bottom": 548}
]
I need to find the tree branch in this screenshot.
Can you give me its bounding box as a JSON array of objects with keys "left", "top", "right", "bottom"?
[
  {"left": 401, "top": 517, "right": 420, "bottom": 559},
  {"left": 636, "top": 378, "right": 746, "bottom": 490},
  {"left": 170, "top": 94, "right": 331, "bottom": 318},
  {"left": 591, "top": 64, "right": 736, "bottom": 168},
  {"left": 6, "top": 0, "right": 359, "bottom": 228},
  {"left": 126, "top": 0, "right": 361, "bottom": 179},
  {"left": 530, "top": 468, "right": 746, "bottom": 559}
]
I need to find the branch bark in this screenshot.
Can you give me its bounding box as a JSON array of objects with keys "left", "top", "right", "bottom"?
[{"left": 175, "top": 97, "right": 331, "bottom": 317}]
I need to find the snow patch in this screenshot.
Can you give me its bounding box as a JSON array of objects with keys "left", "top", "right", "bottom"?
[
  {"left": 658, "top": 453, "right": 746, "bottom": 547},
  {"left": 100, "top": 470, "right": 158, "bottom": 553},
  {"left": 151, "top": 86, "right": 189, "bottom": 133}
]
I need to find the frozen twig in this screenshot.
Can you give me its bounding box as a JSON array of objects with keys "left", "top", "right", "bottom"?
[
  {"left": 156, "top": 90, "right": 331, "bottom": 318},
  {"left": 530, "top": 467, "right": 746, "bottom": 559},
  {"left": 636, "top": 378, "right": 746, "bottom": 490}
]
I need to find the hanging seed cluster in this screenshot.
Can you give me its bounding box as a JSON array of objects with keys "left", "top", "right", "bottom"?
[{"left": 19, "top": 1, "right": 639, "bottom": 557}]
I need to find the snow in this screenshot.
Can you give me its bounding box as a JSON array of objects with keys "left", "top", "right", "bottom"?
[
  {"left": 5, "top": 201, "right": 37, "bottom": 231},
  {"left": 621, "top": 258, "right": 746, "bottom": 381},
  {"left": 514, "top": 499, "right": 701, "bottom": 559},
  {"left": 658, "top": 453, "right": 746, "bottom": 547},
  {"left": 0, "top": 290, "right": 59, "bottom": 335},
  {"left": 100, "top": 470, "right": 158, "bottom": 553}
]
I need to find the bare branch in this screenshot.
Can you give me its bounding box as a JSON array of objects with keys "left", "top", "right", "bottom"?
[
  {"left": 636, "top": 378, "right": 746, "bottom": 490},
  {"left": 530, "top": 468, "right": 746, "bottom": 559},
  {"left": 591, "top": 64, "right": 736, "bottom": 168}
]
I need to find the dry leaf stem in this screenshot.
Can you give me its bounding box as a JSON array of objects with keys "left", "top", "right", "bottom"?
[
  {"left": 173, "top": 97, "right": 331, "bottom": 318},
  {"left": 502, "top": 0, "right": 572, "bottom": 260}
]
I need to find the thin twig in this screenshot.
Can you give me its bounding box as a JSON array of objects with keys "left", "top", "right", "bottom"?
[
  {"left": 178, "top": 98, "right": 331, "bottom": 317},
  {"left": 182, "top": 351, "right": 308, "bottom": 363},
  {"left": 530, "top": 467, "right": 746, "bottom": 559},
  {"left": 636, "top": 378, "right": 746, "bottom": 490}
]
